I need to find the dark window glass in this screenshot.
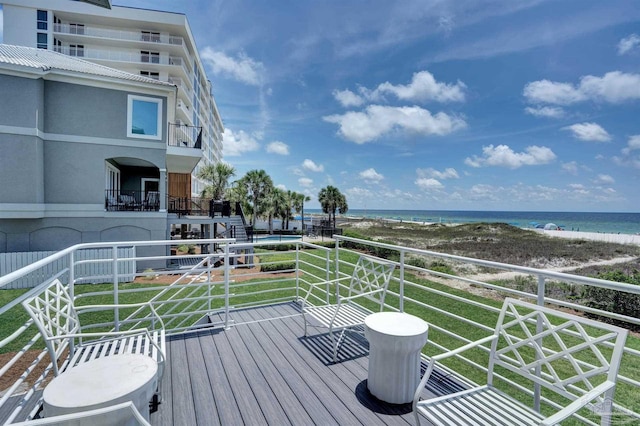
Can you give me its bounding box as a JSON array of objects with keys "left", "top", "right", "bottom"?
[
  {"left": 37, "top": 33, "right": 48, "bottom": 49},
  {"left": 37, "top": 10, "right": 47, "bottom": 22},
  {"left": 37, "top": 22, "right": 47, "bottom": 30}
]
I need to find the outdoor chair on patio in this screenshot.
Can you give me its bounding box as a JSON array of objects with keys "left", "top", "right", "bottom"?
[
  {"left": 413, "top": 298, "right": 628, "bottom": 426},
  {"left": 301, "top": 255, "right": 395, "bottom": 362},
  {"left": 22, "top": 279, "right": 166, "bottom": 400},
  {"left": 143, "top": 191, "right": 159, "bottom": 211}
]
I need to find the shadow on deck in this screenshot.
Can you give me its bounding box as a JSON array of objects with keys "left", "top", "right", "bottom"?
[{"left": 152, "top": 302, "right": 467, "bottom": 426}]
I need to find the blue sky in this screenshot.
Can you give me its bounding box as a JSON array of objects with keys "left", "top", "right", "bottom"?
[{"left": 3, "top": 1, "right": 640, "bottom": 212}]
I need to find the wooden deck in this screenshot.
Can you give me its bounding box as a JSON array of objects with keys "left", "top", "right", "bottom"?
[{"left": 151, "top": 302, "right": 465, "bottom": 426}]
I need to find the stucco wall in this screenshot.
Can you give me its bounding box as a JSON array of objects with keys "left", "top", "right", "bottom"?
[{"left": 44, "top": 81, "right": 167, "bottom": 143}]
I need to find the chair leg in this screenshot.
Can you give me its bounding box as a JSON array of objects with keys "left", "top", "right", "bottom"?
[
  {"left": 330, "top": 329, "right": 338, "bottom": 363},
  {"left": 302, "top": 312, "right": 308, "bottom": 337}
]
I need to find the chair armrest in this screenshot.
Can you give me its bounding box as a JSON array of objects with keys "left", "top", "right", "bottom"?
[
  {"left": 541, "top": 381, "right": 616, "bottom": 426},
  {"left": 46, "top": 328, "right": 166, "bottom": 366},
  {"left": 413, "top": 335, "right": 498, "bottom": 408},
  {"left": 301, "top": 276, "right": 350, "bottom": 304},
  {"left": 76, "top": 302, "right": 165, "bottom": 329},
  {"left": 431, "top": 335, "right": 497, "bottom": 362},
  {"left": 339, "top": 287, "right": 383, "bottom": 303}
]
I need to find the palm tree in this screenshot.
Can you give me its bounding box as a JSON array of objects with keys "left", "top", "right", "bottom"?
[
  {"left": 318, "top": 186, "right": 348, "bottom": 229},
  {"left": 292, "top": 192, "right": 311, "bottom": 233},
  {"left": 240, "top": 169, "right": 274, "bottom": 226},
  {"left": 196, "top": 162, "right": 236, "bottom": 200},
  {"left": 265, "top": 187, "right": 287, "bottom": 233}
]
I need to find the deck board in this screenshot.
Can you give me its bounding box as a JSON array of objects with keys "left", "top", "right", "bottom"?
[{"left": 150, "top": 302, "right": 454, "bottom": 426}]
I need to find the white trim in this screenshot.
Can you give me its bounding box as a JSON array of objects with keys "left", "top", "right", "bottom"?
[
  {"left": 0, "top": 203, "right": 168, "bottom": 218},
  {"left": 127, "top": 95, "right": 162, "bottom": 140},
  {"left": 0, "top": 125, "right": 164, "bottom": 150},
  {"left": 141, "top": 178, "right": 160, "bottom": 193}
]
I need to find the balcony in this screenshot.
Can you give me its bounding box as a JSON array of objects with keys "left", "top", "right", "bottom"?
[
  {"left": 105, "top": 189, "right": 159, "bottom": 212},
  {"left": 1, "top": 237, "right": 639, "bottom": 424},
  {"left": 167, "top": 123, "right": 203, "bottom": 173},
  {"left": 52, "top": 46, "right": 192, "bottom": 82},
  {"left": 52, "top": 23, "right": 189, "bottom": 60}
]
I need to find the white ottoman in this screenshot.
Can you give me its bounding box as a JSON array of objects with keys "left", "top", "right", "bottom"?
[
  {"left": 43, "top": 354, "right": 158, "bottom": 425},
  {"left": 364, "top": 312, "right": 429, "bottom": 404}
]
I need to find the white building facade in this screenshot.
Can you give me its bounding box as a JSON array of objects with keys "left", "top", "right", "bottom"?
[{"left": 2, "top": 0, "right": 224, "bottom": 198}]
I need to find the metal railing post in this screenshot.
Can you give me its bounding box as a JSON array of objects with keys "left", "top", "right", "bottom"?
[
  {"left": 295, "top": 243, "right": 300, "bottom": 301},
  {"left": 534, "top": 274, "right": 546, "bottom": 412},
  {"left": 399, "top": 250, "right": 405, "bottom": 312},
  {"left": 224, "top": 243, "right": 231, "bottom": 329},
  {"left": 112, "top": 245, "right": 120, "bottom": 332}
]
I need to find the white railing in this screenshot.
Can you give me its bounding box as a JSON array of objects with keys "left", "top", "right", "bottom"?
[
  {"left": 52, "top": 46, "right": 192, "bottom": 79},
  {"left": 53, "top": 24, "right": 185, "bottom": 48},
  {"left": 0, "top": 237, "right": 638, "bottom": 424}
]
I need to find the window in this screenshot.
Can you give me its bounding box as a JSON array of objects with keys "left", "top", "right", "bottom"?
[
  {"left": 69, "top": 23, "right": 85, "bottom": 35},
  {"left": 141, "top": 50, "right": 160, "bottom": 64},
  {"left": 69, "top": 44, "right": 84, "bottom": 57},
  {"left": 37, "top": 33, "right": 48, "bottom": 50},
  {"left": 37, "top": 10, "right": 47, "bottom": 30},
  {"left": 141, "top": 31, "right": 161, "bottom": 42},
  {"left": 127, "top": 95, "right": 162, "bottom": 139},
  {"left": 140, "top": 71, "right": 160, "bottom": 80}
]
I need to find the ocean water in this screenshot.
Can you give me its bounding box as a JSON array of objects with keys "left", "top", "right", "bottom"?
[{"left": 306, "top": 210, "right": 640, "bottom": 235}]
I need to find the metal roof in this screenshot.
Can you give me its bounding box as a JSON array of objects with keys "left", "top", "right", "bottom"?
[{"left": 0, "top": 44, "right": 173, "bottom": 88}]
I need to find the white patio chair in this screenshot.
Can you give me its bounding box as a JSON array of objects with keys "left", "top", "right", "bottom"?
[
  {"left": 301, "top": 255, "right": 395, "bottom": 362},
  {"left": 413, "top": 298, "right": 628, "bottom": 426},
  {"left": 22, "top": 279, "right": 166, "bottom": 401},
  {"left": 143, "top": 191, "right": 159, "bottom": 211}
]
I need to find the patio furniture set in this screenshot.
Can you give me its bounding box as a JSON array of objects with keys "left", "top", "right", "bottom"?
[{"left": 21, "top": 255, "right": 628, "bottom": 425}]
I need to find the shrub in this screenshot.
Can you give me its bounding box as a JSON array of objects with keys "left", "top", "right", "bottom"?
[{"left": 581, "top": 269, "right": 640, "bottom": 331}]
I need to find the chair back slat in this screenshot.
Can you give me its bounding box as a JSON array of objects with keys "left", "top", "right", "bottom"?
[
  {"left": 347, "top": 256, "right": 395, "bottom": 308},
  {"left": 488, "top": 298, "right": 628, "bottom": 405},
  {"left": 22, "top": 279, "right": 80, "bottom": 375}
]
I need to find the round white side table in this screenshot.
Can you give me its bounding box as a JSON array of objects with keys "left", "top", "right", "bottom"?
[
  {"left": 43, "top": 353, "right": 158, "bottom": 425},
  {"left": 364, "top": 312, "right": 429, "bottom": 404}
]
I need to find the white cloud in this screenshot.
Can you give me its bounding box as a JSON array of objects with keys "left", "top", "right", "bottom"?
[
  {"left": 618, "top": 34, "right": 640, "bottom": 55},
  {"left": 359, "top": 168, "right": 384, "bottom": 183},
  {"left": 415, "top": 178, "right": 444, "bottom": 190},
  {"left": 561, "top": 161, "right": 579, "bottom": 175},
  {"left": 346, "top": 187, "right": 374, "bottom": 199},
  {"left": 200, "top": 47, "right": 264, "bottom": 86},
  {"left": 222, "top": 128, "right": 260, "bottom": 156},
  {"left": 276, "top": 184, "right": 287, "bottom": 190},
  {"left": 298, "top": 177, "right": 313, "bottom": 187},
  {"left": 523, "top": 80, "right": 586, "bottom": 105},
  {"left": 562, "top": 122, "right": 611, "bottom": 142},
  {"left": 302, "top": 159, "right": 324, "bottom": 172},
  {"left": 465, "top": 144, "right": 556, "bottom": 169},
  {"left": 323, "top": 105, "right": 466, "bottom": 144},
  {"left": 333, "top": 89, "right": 365, "bottom": 107},
  {"left": 266, "top": 141, "right": 289, "bottom": 155},
  {"left": 622, "top": 135, "right": 640, "bottom": 155},
  {"left": 614, "top": 135, "right": 640, "bottom": 169},
  {"left": 523, "top": 71, "right": 640, "bottom": 105},
  {"left": 373, "top": 71, "right": 466, "bottom": 103},
  {"left": 524, "top": 106, "right": 565, "bottom": 118},
  {"left": 417, "top": 167, "right": 459, "bottom": 180},
  {"left": 593, "top": 174, "right": 615, "bottom": 185}
]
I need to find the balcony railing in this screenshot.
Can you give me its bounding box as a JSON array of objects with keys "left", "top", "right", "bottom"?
[
  {"left": 1, "top": 237, "right": 639, "bottom": 424},
  {"left": 53, "top": 23, "right": 185, "bottom": 47},
  {"left": 168, "top": 123, "right": 202, "bottom": 149},
  {"left": 105, "top": 189, "right": 159, "bottom": 211},
  {"left": 52, "top": 46, "right": 192, "bottom": 78}
]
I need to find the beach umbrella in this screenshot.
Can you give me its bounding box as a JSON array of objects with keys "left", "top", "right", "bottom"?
[{"left": 543, "top": 223, "right": 558, "bottom": 230}]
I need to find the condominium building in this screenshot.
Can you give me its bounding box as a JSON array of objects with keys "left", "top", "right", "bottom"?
[{"left": 2, "top": 0, "right": 224, "bottom": 200}]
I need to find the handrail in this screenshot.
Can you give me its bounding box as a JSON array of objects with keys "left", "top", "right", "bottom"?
[{"left": 1, "top": 237, "right": 639, "bottom": 424}]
